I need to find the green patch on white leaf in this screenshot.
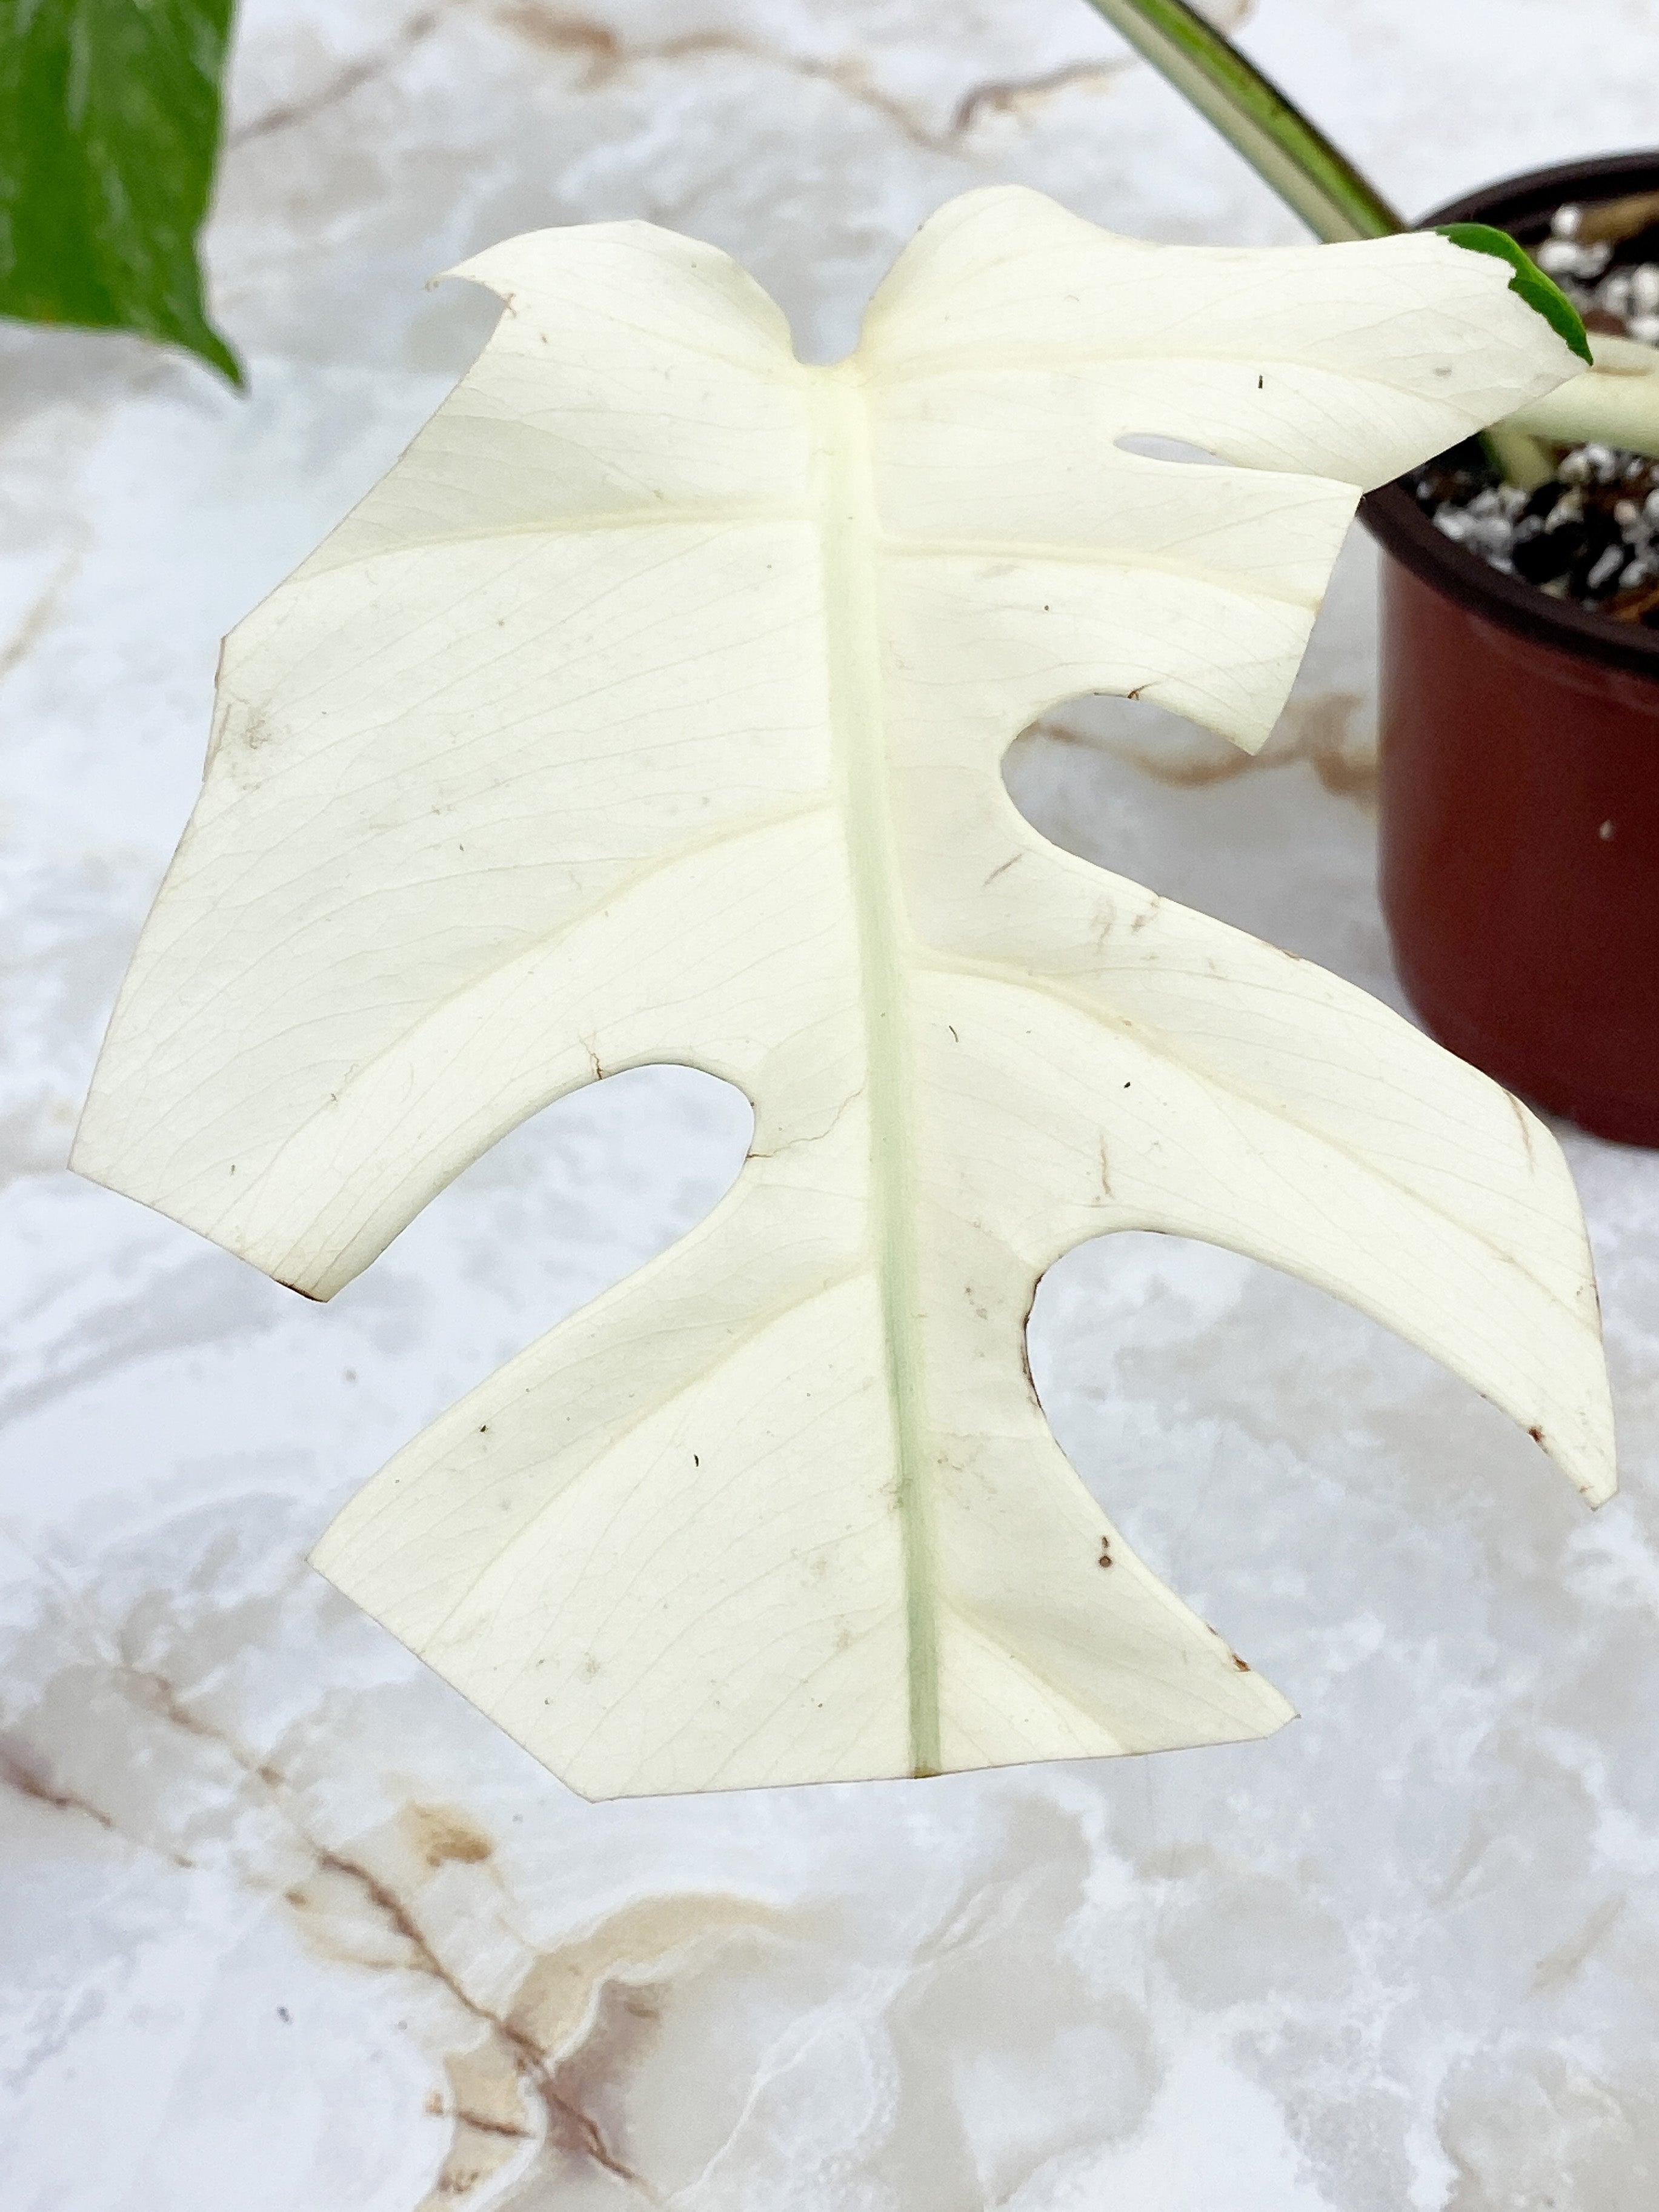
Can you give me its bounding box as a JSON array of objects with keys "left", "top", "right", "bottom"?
[{"left": 1436, "top": 222, "right": 1592, "bottom": 365}]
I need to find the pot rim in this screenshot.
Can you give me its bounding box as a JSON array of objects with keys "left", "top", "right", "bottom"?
[{"left": 1357, "top": 147, "right": 1659, "bottom": 679}]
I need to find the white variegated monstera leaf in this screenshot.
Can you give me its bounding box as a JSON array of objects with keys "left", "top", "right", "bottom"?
[{"left": 75, "top": 188, "right": 1615, "bottom": 1799}]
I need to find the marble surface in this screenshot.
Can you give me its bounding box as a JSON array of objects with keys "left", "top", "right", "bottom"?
[{"left": 4, "top": 3, "right": 1659, "bottom": 2205}]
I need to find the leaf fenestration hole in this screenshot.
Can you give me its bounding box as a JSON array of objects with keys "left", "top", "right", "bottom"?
[
  {"left": 1002, "top": 684, "right": 1380, "bottom": 973},
  {"left": 1026, "top": 1229, "right": 1569, "bottom": 1669},
  {"left": 347, "top": 1066, "right": 753, "bottom": 1390},
  {"left": 1113, "top": 431, "right": 1230, "bottom": 467}
]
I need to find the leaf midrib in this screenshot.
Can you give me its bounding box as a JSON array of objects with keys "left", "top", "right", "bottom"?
[{"left": 817, "top": 362, "right": 942, "bottom": 1779}]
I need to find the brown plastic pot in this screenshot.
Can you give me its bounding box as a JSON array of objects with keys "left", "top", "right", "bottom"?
[{"left": 1360, "top": 150, "right": 1659, "bottom": 1146}]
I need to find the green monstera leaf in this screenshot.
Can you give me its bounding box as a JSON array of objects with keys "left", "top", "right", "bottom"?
[
  {"left": 74, "top": 189, "right": 1613, "bottom": 1798},
  {"left": 0, "top": 0, "right": 241, "bottom": 380}
]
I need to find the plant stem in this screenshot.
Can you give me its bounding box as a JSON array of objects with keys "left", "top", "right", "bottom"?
[{"left": 1079, "top": 0, "right": 1403, "bottom": 241}]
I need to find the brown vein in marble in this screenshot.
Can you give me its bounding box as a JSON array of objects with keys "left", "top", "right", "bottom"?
[
  {"left": 500, "top": 12, "right": 1135, "bottom": 151},
  {"left": 0, "top": 539, "right": 86, "bottom": 688},
  {"left": 1036, "top": 688, "right": 1377, "bottom": 807},
  {"left": 500, "top": 0, "right": 1257, "bottom": 150},
  {"left": 0, "top": 1742, "right": 119, "bottom": 1839},
  {"left": 0, "top": 1730, "right": 201, "bottom": 1870},
  {"left": 298, "top": 1842, "right": 647, "bottom": 2196},
  {"left": 0, "top": 1625, "right": 637, "bottom": 2197},
  {"left": 949, "top": 58, "right": 1134, "bottom": 135},
  {"left": 228, "top": 1, "right": 1155, "bottom": 157},
  {"left": 0, "top": 1595, "right": 800, "bottom": 2205},
  {"left": 228, "top": 10, "right": 445, "bottom": 145},
  {"left": 153, "top": 1657, "right": 648, "bottom": 2194},
  {"left": 948, "top": 0, "right": 1255, "bottom": 134}
]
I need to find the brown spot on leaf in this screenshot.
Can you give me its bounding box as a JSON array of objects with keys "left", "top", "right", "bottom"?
[{"left": 1017, "top": 1325, "right": 1040, "bottom": 1408}]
